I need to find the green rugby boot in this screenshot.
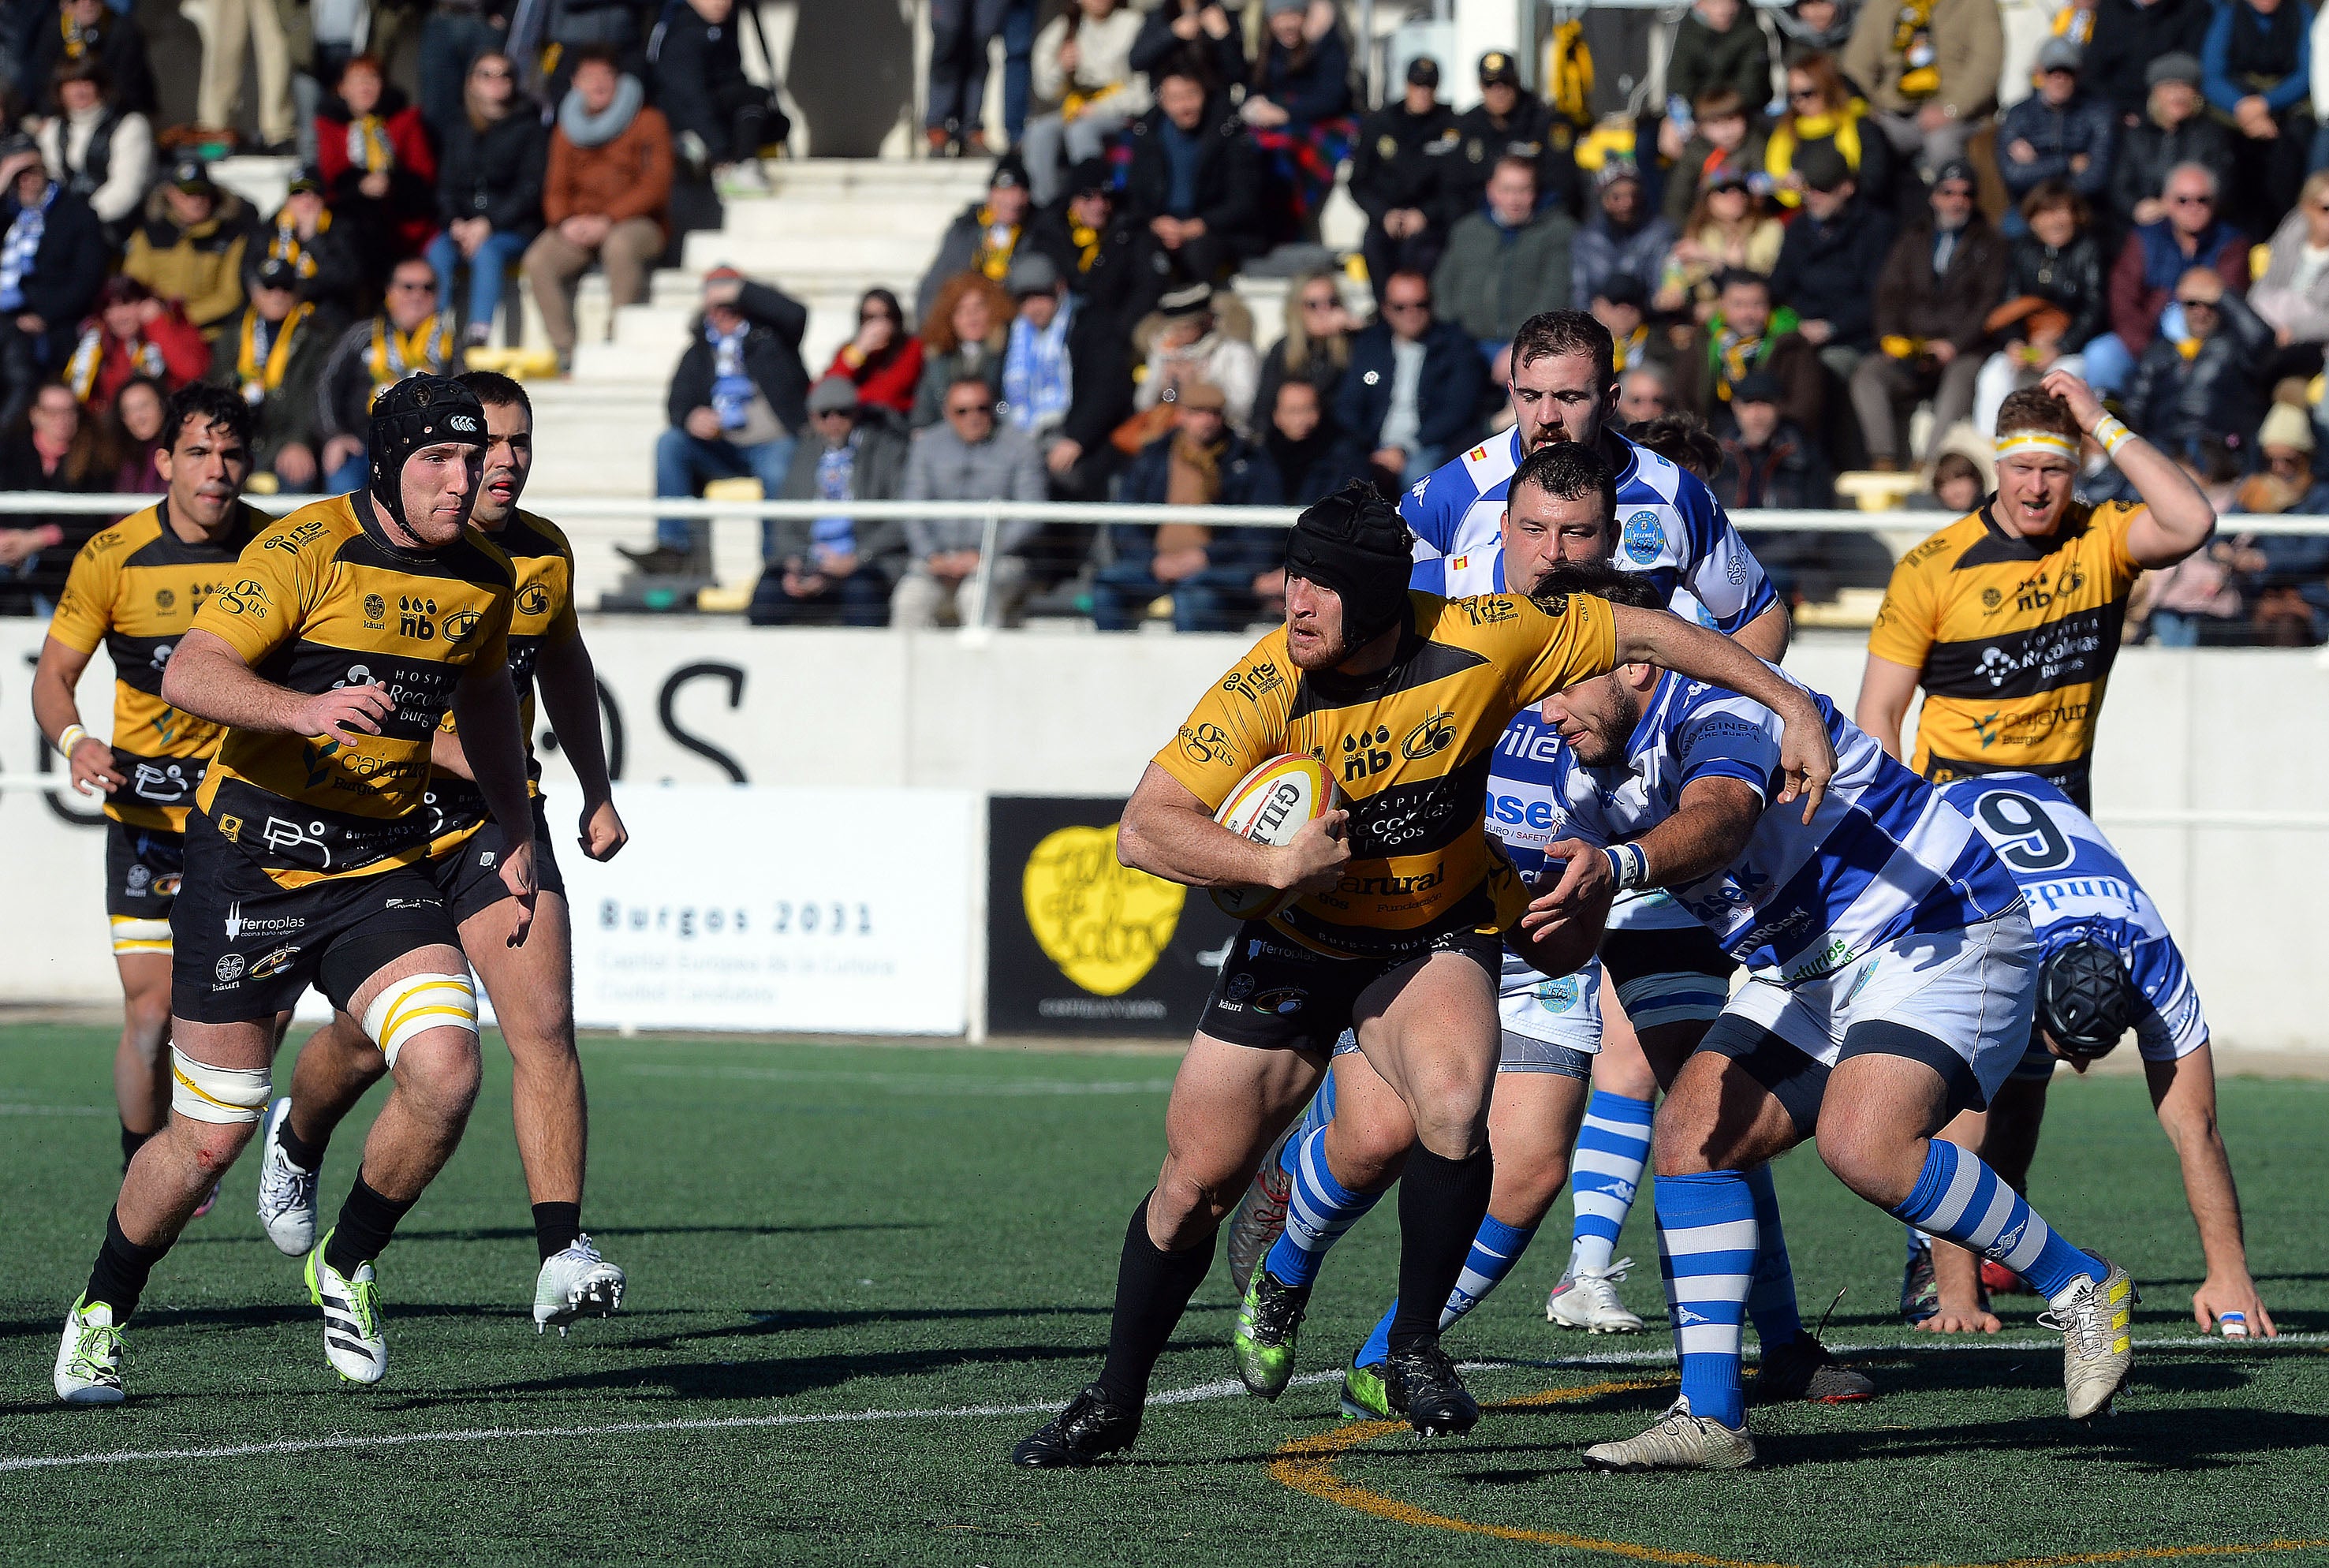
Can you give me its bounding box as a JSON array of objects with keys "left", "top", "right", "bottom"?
[
  {"left": 1231, "top": 1266, "right": 1311, "bottom": 1399},
  {"left": 1340, "top": 1357, "right": 1394, "bottom": 1420}
]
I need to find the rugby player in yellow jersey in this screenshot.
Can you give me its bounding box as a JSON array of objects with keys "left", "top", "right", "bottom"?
[
  {"left": 54, "top": 375, "right": 538, "bottom": 1403},
  {"left": 255, "top": 371, "right": 632, "bottom": 1332},
  {"left": 32, "top": 385, "right": 264, "bottom": 1199},
  {"left": 1012, "top": 480, "right": 1838, "bottom": 1465}
]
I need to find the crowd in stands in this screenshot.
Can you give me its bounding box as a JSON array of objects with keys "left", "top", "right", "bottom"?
[{"left": 2, "top": 0, "right": 2329, "bottom": 646}]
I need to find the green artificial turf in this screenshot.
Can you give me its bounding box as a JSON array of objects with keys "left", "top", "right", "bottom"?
[{"left": 0, "top": 1024, "right": 2323, "bottom": 1566}]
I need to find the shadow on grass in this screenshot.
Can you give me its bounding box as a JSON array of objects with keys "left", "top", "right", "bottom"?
[{"left": 171, "top": 1222, "right": 935, "bottom": 1249}]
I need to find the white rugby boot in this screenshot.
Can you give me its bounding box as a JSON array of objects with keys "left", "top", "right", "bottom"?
[
  {"left": 306, "top": 1234, "right": 387, "bottom": 1384},
  {"left": 1547, "top": 1259, "right": 1647, "bottom": 1333},
  {"left": 255, "top": 1098, "right": 319, "bottom": 1256},
  {"left": 54, "top": 1295, "right": 126, "bottom": 1405},
  {"left": 535, "top": 1234, "right": 627, "bottom": 1334},
  {"left": 2040, "top": 1258, "right": 2137, "bottom": 1420},
  {"left": 1583, "top": 1396, "right": 1756, "bottom": 1472}
]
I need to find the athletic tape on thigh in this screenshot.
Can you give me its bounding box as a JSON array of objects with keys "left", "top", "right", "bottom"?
[
  {"left": 1613, "top": 970, "right": 1730, "bottom": 1029},
  {"left": 109, "top": 916, "right": 173, "bottom": 956},
  {"left": 170, "top": 1047, "right": 271, "bottom": 1124},
  {"left": 360, "top": 973, "right": 478, "bottom": 1069}
]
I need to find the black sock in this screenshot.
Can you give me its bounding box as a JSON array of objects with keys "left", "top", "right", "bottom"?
[
  {"left": 120, "top": 1124, "right": 153, "bottom": 1172},
  {"left": 276, "top": 1115, "right": 327, "bottom": 1174},
  {"left": 1387, "top": 1145, "right": 1495, "bottom": 1357},
  {"left": 84, "top": 1208, "right": 169, "bottom": 1320},
  {"left": 1095, "top": 1193, "right": 1213, "bottom": 1409},
  {"left": 323, "top": 1170, "right": 417, "bottom": 1276},
  {"left": 532, "top": 1201, "right": 582, "bottom": 1261}
]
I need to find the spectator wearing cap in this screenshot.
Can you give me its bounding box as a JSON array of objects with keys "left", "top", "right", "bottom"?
[
  {"left": 1674, "top": 268, "right": 1824, "bottom": 435},
  {"left": 1434, "top": 155, "right": 1575, "bottom": 355},
  {"left": 912, "top": 271, "right": 1013, "bottom": 431},
  {"left": 650, "top": 0, "right": 791, "bottom": 195},
  {"left": 21, "top": 0, "right": 154, "bottom": 118},
  {"left": 1128, "top": 0, "right": 1245, "bottom": 98},
  {"left": 1444, "top": 50, "right": 1583, "bottom": 224},
  {"left": 2251, "top": 169, "right": 2329, "bottom": 365},
  {"left": 315, "top": 54, "right": 438, "bottom": 272},
  {"left": 0, "top": 136, "right": 105, "bottom": 431},
  {"left": 121, "top": 159, "right": 252, "bottom": 342},
  {"left": 1336, "top": 268, "right": 1486, "bottom": 488},
  {"left": 1021, "top": 0, "right": 1148, "bottom": 208},
  {"left": 208, "top": 256, "right": 345, "bottom": 493},
  {"left": 2085, "top": 0, "right": 2215, "bottom": 121},
  {"left": 750, "top": 375, "right": 910, "bottom": 627},
  {"left": 1002, "top": 251, "right": 1133, "bottom": 502},
  {"left": 1349, "top": 56, "right": 1461, "bottom": 305},
  {"left": 524, "top": 45, "right": 673, "bottom": 372},
  {"left": 1973, "top": 179, "right": 2108, "bottom": 432},
  {"left": 34, "top": 58, "right": 150, "bottom": 247},
  {"left": 1253, "top": 267, "right": 1353, "bottom": 439},
  {"left": 1714, "top": 369, "right": 1834, "bottom": 512},
  {"left": 1769, "top": 143, "right": 1897, "bottom": 383},
  {"left": 2089, "top": 159, "right": 2251, "bottom": 392},
  {"left": 894, "top": 375, "right": 1047, "bottom": 629},
  {"left": 315, "top": 254, "right": 460, "bottom": 494},
  {"left": 1123, "top": 62, "right": 1267, "bottom": 291},
  {"left": 918, "top": 156, "right": 1034, "bottom": 328},
  {"left": 59, "top": 276, "right": 207, "bottom": 413},
  {"left": 1839, "top": 0, "right": 2002, "bottom": 177},
  {"left": 1849, "top": 159, "right": 2008, "bottom": 468},
  {"left": 1028, "top": 159, "right": 1144, "bottom": 319},
  {"left": 1664, "top": 0, "right": 1778, "bottom": 121},
  {"left": 255, "top": 169, "right": 361, "bottom": 314},
  {"left": 1655, "top": 162, "right": 1782, "bottom": 318},
  {"left": 429, "top": 50, "right": 547, "bottom": 349},
  {"left": 2108, "top": 53, "right": 2234, "bottom": 238},
  {"left": 2229, "top": 389, "right": 2329, "bottom": 641},
  {"left": 1765, "top": 51, "right": 1896, "bottom": 211},
  {"left": 1241, "top": 0, "right": 1357, "bottom": 245},
  {"left": 823, "top": 287, "right": 924, "bottom": 419},
  {"left": 629, "top": 266, "right": 810, "bottom": 577},
  {"left": 2203, "top": 0, "right": 2313, "bottom": 230},
  {"left": 1660, "top": 88, "right": 1770, "bottom": 233},
  {"left": 1570, "top": 162, "right": 1677, "bottom": 312},
  {"left": 2128, "top": 265, "right": 2271, "bottom": 457},
  {"left": 1592, "top": 273, "right": 1667, "bottom": 380},
  {"left": 1997, "top": 38, "right": 2114, "bottom": 222},
  {"left": 1094, "top": 379, "right": 1286, "bottom": 633},
  {"left": 1133, "top": 282, "right": 1260, "bottom": 435}
]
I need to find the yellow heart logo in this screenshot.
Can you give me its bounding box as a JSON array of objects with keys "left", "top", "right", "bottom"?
[{"left": 1022, "top": 823, "right": 1187, "bottom": 996}]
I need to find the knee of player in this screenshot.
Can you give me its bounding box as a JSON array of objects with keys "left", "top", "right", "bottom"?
[
  {"left": 391, "top": 1028, "right": 484, "bottom": 1118},
  {"left": 1149, "top": 1166, "right": 1230, "bottom": 1245},
  {"left": 167, "top": 1049, "right": 273, "bottom": 1161},
  {"left": 1490, "top": 1150, "right": 1571, "bottom": 1219}
]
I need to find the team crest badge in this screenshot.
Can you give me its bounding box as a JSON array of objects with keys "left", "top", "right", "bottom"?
[
  {"left": 1622, "top": 510, "right": 1663, "bottom": 564},
  {"left": 1533, "top": 974, "right": 1581, "bottom": 1010}
]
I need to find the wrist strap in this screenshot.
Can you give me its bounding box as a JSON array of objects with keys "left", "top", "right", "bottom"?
[
  {"left": 56, "top": 723, "right": 86, "bottom": 758},
  {"left": 1602, "top": 842, "right": 1649, "bottom": 892},
  {"left": 2091, "top": 413, "right": 2135, "bottom": 459}
]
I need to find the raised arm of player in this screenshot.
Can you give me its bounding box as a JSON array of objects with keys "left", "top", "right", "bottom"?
[
  {"left": 1605, "top": 605, "right": 1836, "bottom": 820},
  {"left": 2145, "top": 1043, "right": 2274, "bottom": 1337},
  {"left": 30, "top": 637, "right": 125, "bottom": 796},
  {"left": 1118, "top": 762, "right": 1351, "bottom": 894},
  {"left": 2040, "top": 368, "right": 2215, "bottom": 569},
  {"left": 451, "top": 658, "right": 539, "bottom": 946},
  {"left": 1855, "top": 654, "right": 1920, "bottom": 761},
  {"left": 1521, "top": 776, "right": 1764, "bottom": 936},
  {"left": 161, "top": 628, "right": 394, "bottom": 745},
  {"left": 535, "top": 633, "right": 626, "bottom": 863}
]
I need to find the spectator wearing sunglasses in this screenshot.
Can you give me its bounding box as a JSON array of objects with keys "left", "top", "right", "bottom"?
[{"left": 2087, "top": 160, "right": 2250, "bottom": 394}]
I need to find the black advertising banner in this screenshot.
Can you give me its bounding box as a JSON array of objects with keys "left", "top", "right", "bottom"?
[{"left": 987, "top": 796, "right": 1241, "bottom": 1036}]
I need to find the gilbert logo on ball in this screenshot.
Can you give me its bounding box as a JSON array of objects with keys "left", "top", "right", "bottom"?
[{"left": 1211, "top": 753, "right": 1341, "bottom": 921}]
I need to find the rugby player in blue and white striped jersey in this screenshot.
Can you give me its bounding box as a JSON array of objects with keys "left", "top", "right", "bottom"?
[{"left": 1521, "top": 561, "right": 2137, "bottom": 1471}]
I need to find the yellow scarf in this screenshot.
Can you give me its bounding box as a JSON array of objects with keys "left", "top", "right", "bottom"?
[
  {"left": 367, "top": 312, "right": 453, "bottom": 390},
  {"left": 972, "top": 204, "right": 1019, "bottom": 284},
  {"left": 58, "top": 7, "right": 99, "bottom": 61},
  {"left": 238, "top": 302, "right": 313, "bottom": 403},
  {"left": 1767, "top": 103, "right": 1867, "bottom": 207},
  {"left": 1069, "top": 216, "right": 1102, "bottom": 274},
  {"left": 1611, "top": 323, "right": 1648, "bottom": 375},
  {"left": 348, "top": 115, "right": 394, "bottom": 175},
  {"left": 1889, "top": 0, "right": 1941, "bottom": 99},
  {"left": 64, "top": 326, "right": 161, "bottom": 402},
  {"left": 2052, "top": 5, "right": 2094, "bottom": 44},
  {"left": 268, "top": 207, "right": 330, "bottom": 279}
]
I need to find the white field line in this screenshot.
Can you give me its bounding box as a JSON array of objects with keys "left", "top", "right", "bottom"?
[
  {"left": 2, "top": 1330, "right": 2316, "bottom": 1476},
  {"left": 620, "top": 1063, "right": 1174, "bottom": 1096}
]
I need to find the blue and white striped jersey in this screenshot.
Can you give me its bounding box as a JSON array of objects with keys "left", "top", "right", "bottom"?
[
  {"left": 1538, "top": 669, "right": 2026, "bottom": 980},
  {"left": 1939, "top": 775, "right": 2208, "bottom": 1061},
  {"left": 1402, "top": 427, "right": 1779, "bottom": 634}
]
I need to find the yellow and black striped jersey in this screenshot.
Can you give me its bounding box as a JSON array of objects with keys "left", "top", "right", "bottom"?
[
  {"left": 427, "top": 509, "right": 581, "bottom": 850},
  {"left": 1157, "top": 588, "right": 1618, "bottom": 959},
  {"left": 46, "top": 501, "right": 263, "bottom": 831},
  {"left": 189, "top": 492, "right": 514, "bottom": 887},
  {"left": 1868, "top": 497, "right": 2144, "bottom": 804}
]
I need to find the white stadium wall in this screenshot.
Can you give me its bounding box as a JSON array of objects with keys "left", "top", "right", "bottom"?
[{"left": 4, "top": 621, "right": 2326, "bottom": 1048}]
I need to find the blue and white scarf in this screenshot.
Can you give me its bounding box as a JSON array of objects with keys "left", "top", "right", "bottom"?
[
  {"left": 812, "top": 436, "right": 857, "bottom": 558},
  {"left": 1002, "top": 296, "right": 1073, "bottom": 435},
  {"left": 707, "top": 319, "right": 753, "bottom": 431},
  {"left": 0, "top": 183, "right": 55, "bottom": 314}
]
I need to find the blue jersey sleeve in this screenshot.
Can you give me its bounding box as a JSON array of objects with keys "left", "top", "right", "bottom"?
[
  {"left": 1670, "top": 692, "right": 1782, "bottom": 800},
  {"left": 1400, "top": 462, "right": 1469, "bottom": 560},
  {"left": 1409, "top": 554, "right": 1450, "bottom": 593},
  {"left": 1674, "top": 474, "right": 1780, "bottom": 634},
  {"left": 2127, "top": 931, "right": 2210, "bottom": 1061}
]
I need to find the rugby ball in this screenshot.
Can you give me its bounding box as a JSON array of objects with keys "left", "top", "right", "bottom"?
[{"left": 1211, "top": 753, "right": 1342, "bottom": 920}]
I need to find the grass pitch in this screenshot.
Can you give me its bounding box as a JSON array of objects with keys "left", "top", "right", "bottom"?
[{"left": 1, "top": 1022, "right": 2325, "bottom": 1566}]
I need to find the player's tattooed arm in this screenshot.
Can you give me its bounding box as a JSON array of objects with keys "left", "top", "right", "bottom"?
[
  {"left": 161, "top": 629, "right": 393, "bottom": 745},
  {"left": 1605, "top": 606, "right": 1836, "bottom": 822},
  {"left": 535, "top": 632, "right": 626, "bottom": 862},
  {"left": 452, "top": 657, "right": 539, "bottom": 945},
  {"left": 2147, "top": 1044, "right": 2276, "bottom": 1337},
  {"left": 1118, "top": 762, "right": 1350, "bottom": 894},
  {"left": 30, "top": 636, "right": 124, "bottom": 795}
]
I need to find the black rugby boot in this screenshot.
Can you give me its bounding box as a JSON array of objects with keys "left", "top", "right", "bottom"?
[{"left": 1011, "top": 1383, "right": 1141, "bottom": 1468}]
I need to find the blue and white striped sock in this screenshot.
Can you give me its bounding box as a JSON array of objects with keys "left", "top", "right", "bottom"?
[
  {"left": 1263, "top": 1125, "right": 1379, "bottom": 1289},
  {"left": 1887, "top": 1139, "right": 2103, "bottom": 1304},
  {"left": 1569, "top": 1089, "right": 1654, "bottom": 1275},
  {"left": 1655, "top": 1170, "right": 1756, "bottom": 1430},
  {"left": 1743, "top": 1163, "right": 1801, "bottom": 1346},
  {"left": 1278, "top": 1051, "right": 1342, "bottom": 1178},
  {"left": 1353, "top": 1213, "right": 1538, "bottom": 1368}
]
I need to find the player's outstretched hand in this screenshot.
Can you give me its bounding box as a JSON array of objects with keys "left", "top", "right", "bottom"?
[
  {"left": 1913, "top": 1305, "right": 2003, "bottom": 1335},
  {"left": 498, "top": 838, "right": 539, "bottom": 946},
  {"left": 67, "top": 736, "right": 124, "bottom": 795},
  {"left": 1275, "top": 808, "right": 1351, "bottom": 894},
  {"left": 579, "top": 797, "right": 628, "bottom": 862},
  {"left": 2193, "top": 1272, "right": 2276, "bottom": 1338},
  {"left": 1519, "top": 837, "right": 1612, "bottom": 935},
  {"left": 1773, "top": 696, "right": 1836, "bottom": 824},
  {"left": 295, "top": 682, "right": 394, "bottom": 748}
]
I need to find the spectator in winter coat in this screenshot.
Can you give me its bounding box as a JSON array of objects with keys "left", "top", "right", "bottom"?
[
  {"left": 650, "top": 0, "right": 789, "bottom": 193},
  {"left": 748, "top": 375, "right": 910, "bottom": 627},
  {"left": 913, "top": 271, "right": 1013, "bottom": 431},
  {"left": 34, "top": 58, "right": 149, "bottom": 244},
  {"left": 0, "top": 378, "right": 112, "bottom": 615},
  {"left": 315, "top": 55, "right": 438, "bottom": 268},
  {"left": 1027, "top": 160, "right": 1147, "bottom": 320},
  {"left": 1021, "top": 0, "right": 1148, "bottom": 207},
  {"left": 1848, "top": 160, "right": 2010, "bottom": 465},
  {"left": 894, "top": 375, "right": 1047, "bottom": 629},
  {"left": 1335, "top": 270, "right": 1487, "bottom": 487},
  {"left": 2249, "top": 169, "right": 2329, "bottom": 361},
  {"left": 1768, "top": 144, "right": 1898, "bottom": 375},
  {"left": 1714, "top": 371, "right": 1834, "bottom": 511},
  {"left": 2085, "top": 0, "right": 2215, "bottom": 119},
  {"left": 0, "top": 135, "right": 106, "bottom": 430},
  {"left": 60, "top": 276, "right": 207, "bottom": 413},
  {"left": 1974, "top": 181, "right": 2110, "bottom": 431},
  {"left": 1672, "top": 268, "right": 1823, "bottom": 435},
  {"left": 1002, "top": 253, "right": 1130, "bottom": 502},
  {"left": 1664, "top": 0, "right": 1778, "bottom": 118},
  {"left": 1122, "top": 66, "right": 1267, "bottom": 289},
  {"left": 121, "top": 161, "right": 251, "bottom": 340},
  {"left": 314, "top": 255, "right": 460, "bottom": 493},
  {"left": 1349, "top": 56, "right": 1461, "bottom": 305},
  {"left": 523, "top": 47, "right": 673, "bottom": 368},
  {"left": 918, "top": 155, "right": 1032, "bottom": 328},
  {"left": 823, "top": 287, "right": 924, "bottom": 419},
  {"left": 1128, "top": 0, "right": 1245, "bottom": 96},
  {"left": 427, "top": 53, "right": 547, "bottom": 347},
  {"left": 2089, "top": 160, "right": 2252, "bottom": 390},
  {"left": 1263, "top": 377, "right": 1359, "bottom": 506},
  {"left": 2127, "top": 266, "right": 2271, "bottom": 457},
  {"left": 21, "top": 0, "right": 152, "bottom": 117},
  {"left": 1570, "top": 162, "right": 1677, "bottom": 312},
  {"left": 2107, "top": 53, "right": 2236, "bottom": 238},
  {"left": 106, "top": 374, "right": 167, "bottom": 493},
  {"left": 1655, "top": 164, "right": 1784, "bottom": 318},
  {"left": 2201, "top": 0, "right": 2312, "bottom": 230},
  {"left": 1660, "top": 87, "right": 1769, "bottom": 232},
  {"left": 252, "top": 170, "right": 362, "bottom": 314},
  {"left": 1254, "top": 268, "right": 1353, "bottom": 437},
  {"left": 1092, "top": 381, "right": 1284, "bottom": 632},
  {"left": 1241, "top": 0, "right": 1355, "bottom": 243},
  {"left": 1764, "top": 51, "right": 1896, "bottom": 211},
  {"left": 1133, "top": 282, "right": 1260, "bottom": 435},
  {"left": 1998, "top": 39, "right": 2114, "bottom": 218},
  {"left": 1443, "top": 50, "right": 1583, "bottom": 223},
  {"left": 206, "top": 257, "right": 343, "bottom": 493},
  {"left": 1839, "top": 0, "right": 2003, "bottom": 176},
  {"left": 1434, "top": 155, "right": 1575, "bottom": 353}
]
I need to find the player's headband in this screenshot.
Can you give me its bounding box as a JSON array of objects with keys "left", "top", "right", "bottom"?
[{"left": 1995, "top": 428, "right": 2078, "bottom": 463}]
